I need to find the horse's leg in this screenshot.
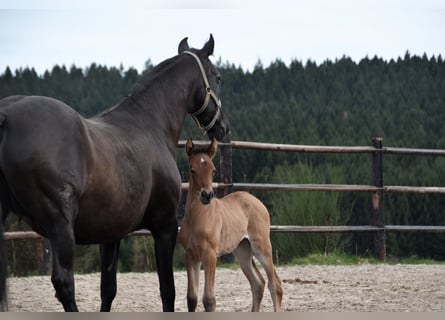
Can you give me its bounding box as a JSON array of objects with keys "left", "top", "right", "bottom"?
[
  {"left": 185, "top": 252, "right": 201, "bottom": 311},
  {"left": 45, "top": 179, "right": 83, "bottom": 312},
  {"left": 152, "top": 224, "right": 178, "bottom": 311},
  {"left": 233, "top": 239, "right": 265, "bottom": 312},
  {"left": 250, "top": 239, "right": 283, "bottom": 312},
  {"left": 201, "top": 250, "right": 217, "bottom": 312},
  {"left": 49, "top": 224, "right": 78, "bottom": 311},
  {"left": 99, "top": 241, "right": 121, "bottom": 312}
]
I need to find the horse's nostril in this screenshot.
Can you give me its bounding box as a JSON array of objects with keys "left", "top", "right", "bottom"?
[{"left": 200, "top": 190, "right": 214, "bottom": 205}]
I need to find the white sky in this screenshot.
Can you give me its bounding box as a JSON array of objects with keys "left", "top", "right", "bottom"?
[{"left": 1, "top": 0, "right": 444, "bottom": 74}]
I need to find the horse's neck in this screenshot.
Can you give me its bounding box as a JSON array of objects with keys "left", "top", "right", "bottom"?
[
  {"left": 131, "top": 83, "right": 187, "bottom": 141},
  {"left": 185, "top": 187, "right": 201, "bottom": 213},
  {"left": 97, "top": 57, "right": 192, "bottom": 151},
  {"left": 185, "top": 187, "right": 215, "bottom": 217}
]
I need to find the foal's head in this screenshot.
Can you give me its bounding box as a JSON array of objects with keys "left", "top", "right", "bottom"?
[{"left": 186, "top": 138, "right": 218, "bottom": 205}]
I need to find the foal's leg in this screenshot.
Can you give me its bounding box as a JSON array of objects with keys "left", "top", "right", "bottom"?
[
  {"left": 99, "top": 241, "right": 121, "bottom": 312},
  {"left": 202, "top": 250, "right": 217, "bottom": 312},
  {"left": 152, "top": 224, "right": 178, "bottom": 311},
  {"left": 233, "top": 239, "right": 265, "bottom": 312},
  {"left": 250, "top": 239, "right": 283, "bottom": 312},
  {"left": 185, "top": 253, "right": 201, "bottom": 311},
  {"left": 49, "top": 225, "right": 78, "bottom": 311}
]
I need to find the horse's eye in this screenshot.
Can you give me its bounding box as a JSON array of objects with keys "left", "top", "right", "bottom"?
[
  {"left": 190, "top": 167, "right": 196, "bottom": 175},
  {"left": 212, "top": 169, "right": 217, "bottom": 176},
  {"left": 212, "top": 70, "right": 221, "bottom": 84}
]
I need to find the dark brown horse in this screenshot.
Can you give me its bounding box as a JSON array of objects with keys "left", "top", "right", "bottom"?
[{"left": 0, "top": 35, "right": 230, "bottom": 312}]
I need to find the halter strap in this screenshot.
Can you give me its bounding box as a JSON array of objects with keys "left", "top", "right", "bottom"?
[{"left": 183, "top": 51, "right": 222, "bottom": 133}]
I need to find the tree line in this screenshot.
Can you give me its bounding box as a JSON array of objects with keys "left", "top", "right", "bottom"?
[{"left": 1, "top": 52, "right": 445, "bottom": 274}]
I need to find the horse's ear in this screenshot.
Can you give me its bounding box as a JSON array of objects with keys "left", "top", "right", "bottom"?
[
  {"left": 200, "top": 34, "right": 214, "bottom": 57},
  {"left": 207, "top": 138, "right": 218, "bottom": 159},
  {"left": 178, "top": 37, "right": 190, "bottom": 54},
  {"left": 186, "top": 138, "right": 194, "bottom": 157}
]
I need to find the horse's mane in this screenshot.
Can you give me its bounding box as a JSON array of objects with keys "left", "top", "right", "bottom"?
[
  {"left": 128, "top": 55, "right": 182, "bottom": 97},
  {"left": 93, "top": 54, "right": 185, "bottom": 118}
]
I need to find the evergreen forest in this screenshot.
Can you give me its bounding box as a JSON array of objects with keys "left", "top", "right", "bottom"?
[{"left": 1, "top": 52, "right": 445, "bottom": 275}]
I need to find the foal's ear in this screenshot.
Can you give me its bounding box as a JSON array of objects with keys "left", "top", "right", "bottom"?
[
  {"left": 186, "top": 138, "right": 194, "bottom": 157},
  {"left": 207, "top": 138, "right": 218, "bottom": 159},
  {"left": 178, "top": 37, "right": 190, "bottom": 54},
  {"left": 200, "top": 34, "right": 214, "bottom": 57}
]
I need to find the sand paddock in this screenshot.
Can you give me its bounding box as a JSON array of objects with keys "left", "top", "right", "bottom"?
[{"left": 6, "top": 264, "right": 445, "bottom": 312}]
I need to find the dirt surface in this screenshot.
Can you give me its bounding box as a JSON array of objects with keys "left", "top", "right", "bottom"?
[{"left": 6, "top": 264, "right": 445, "bottom": 312}]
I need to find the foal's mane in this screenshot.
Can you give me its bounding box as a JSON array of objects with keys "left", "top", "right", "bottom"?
[{"left": 189, "top": 145, "right": 210, "bottom": 157}]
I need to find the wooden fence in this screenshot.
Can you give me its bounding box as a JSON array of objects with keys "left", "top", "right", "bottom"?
[{"left": 4, "top": 137, "right": 445, "bottom": 263}]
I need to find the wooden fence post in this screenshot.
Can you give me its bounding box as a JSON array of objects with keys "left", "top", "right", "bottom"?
[
  {"left": 371, "top": 137, "right": 386, "bottom": 260},
  {"left": 219, "top": 135, "right": 233, "bottom": 197},
  {"left": 36, "top": 238, "right": 51, "bottom": 275},
  {"left": 219, "top": 135, "right": 234, "bottom": 263}
]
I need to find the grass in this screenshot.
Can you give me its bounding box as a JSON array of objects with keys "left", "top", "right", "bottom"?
[
  {"left": 210, "top": 252, "right": 445, "bottom": 272},
  {"left": 288, "top": 252, "right": 445, "bottom": 266},
  {"left": 385, "top": 256, "right": 445, "bottom": 265},
  {"left": 289, "top": 252, "right": 379, "bottom": 266}
]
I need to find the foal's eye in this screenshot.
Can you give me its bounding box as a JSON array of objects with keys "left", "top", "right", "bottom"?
[{"left": 190, "top": 167, "right": 196, "bottom": 175}]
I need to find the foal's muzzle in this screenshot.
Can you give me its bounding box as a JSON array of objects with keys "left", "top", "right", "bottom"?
[{"left": 200, "top": 190, "right": 214, "bottom": 205}]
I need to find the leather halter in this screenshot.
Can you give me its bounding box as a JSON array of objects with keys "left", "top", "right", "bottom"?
[{"left": 183, "top": 51, "right": 222, "bottom": 133}]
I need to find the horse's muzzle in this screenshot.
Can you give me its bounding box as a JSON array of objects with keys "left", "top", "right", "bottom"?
[{"left": 200, "top": 190, "right": 214, "bottom": 205}]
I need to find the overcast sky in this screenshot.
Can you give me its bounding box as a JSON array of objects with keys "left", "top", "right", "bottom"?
[{"left": 1, "top": 0, "right": 444, "bottom": 74}]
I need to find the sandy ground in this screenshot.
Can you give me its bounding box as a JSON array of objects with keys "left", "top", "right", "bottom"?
[{"left": 6, "top": 264, "right": 445, "bottom": 312}]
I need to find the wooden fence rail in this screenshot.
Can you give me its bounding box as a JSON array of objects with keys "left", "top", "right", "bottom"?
[
  {"left": 4, "top": 137, "right": 445, "bottom": 262},
  {"left": 178, "top": 137, "right": 445, "bottom": 260}
]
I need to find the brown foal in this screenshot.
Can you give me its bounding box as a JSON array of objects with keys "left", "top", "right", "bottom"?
[{"left": 179, "top": 138, "right": 283, "bottom": 312}]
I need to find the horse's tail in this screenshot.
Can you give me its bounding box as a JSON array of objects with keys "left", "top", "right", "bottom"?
[
  {"left": 0, "top": 113, "right": 8, "bottom": 311},
  {"left": 0, "top": 202, "right": 7, "bottom": 311}
]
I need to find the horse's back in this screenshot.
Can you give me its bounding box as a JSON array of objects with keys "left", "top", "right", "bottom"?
[
  {"left": 222, "top": 191, "right": 270, "bottom": 222},
  {"left": 0, "top": 95, "right": 86, "bottom": 146},
  {"left": 0, "top": 95, "right": 87, "bottom": 173}
]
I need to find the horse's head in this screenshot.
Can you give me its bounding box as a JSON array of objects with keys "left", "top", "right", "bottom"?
[
  {"left": 179, "top": 35, "right": 231, "bottom": 142},
  {"left": 186, "top": 138, "right": 218, "bottom": 205}
]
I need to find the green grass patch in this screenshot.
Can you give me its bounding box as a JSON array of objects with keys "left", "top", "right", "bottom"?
[
  {"left": 385, "top": 256, "right": 445, "bottom": 265},
  {"left": 288, "top": 252, "right": 379, "bottom": 265},
  {"left": 287, "top": 252, "right": 445, "bottom": 266}
]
